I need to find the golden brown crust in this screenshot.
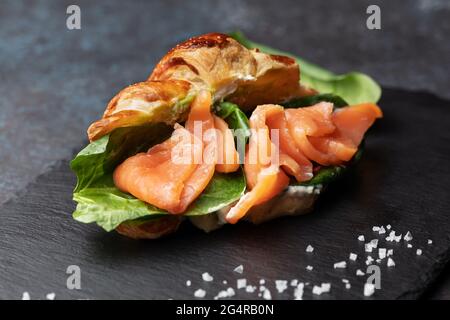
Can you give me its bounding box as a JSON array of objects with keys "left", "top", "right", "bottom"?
[
  {"left": 115, "top": 216, "right": 182, "bottom": 240},
  {"left": 87, "top": 80, "right": 191, "bottom": 141},
  {"left": 88, "top": 33, "right": 313, "bottom": 141}
]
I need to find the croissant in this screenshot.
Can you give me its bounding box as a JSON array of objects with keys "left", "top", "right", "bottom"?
[
  {"left": 77, "top": 33, "right": 381, "bottom": 240},
  {"left": 87, "top": 33, "right": 313, "bottom": 141}
]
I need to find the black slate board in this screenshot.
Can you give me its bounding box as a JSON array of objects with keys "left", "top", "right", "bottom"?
[{"left": 0, "top": 88, "right": 449, "bottom": 300}]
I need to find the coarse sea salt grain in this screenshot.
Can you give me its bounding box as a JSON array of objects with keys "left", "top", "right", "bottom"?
[
  {"left": 342, "top": 279, "right": 349, "bottom": 284},
  {"left": 372, "top": 226, "right": 380, "bottom": 232},
  {"left": 290, "top": 279, "right": 298, "bottom": 287},
  {"left": 306, "top": 265, "right": 313, "bottom": 271},
  {"left": 245, "top": 285, "right": 256, "bottom": 293},
  {"left": 404, "top": 231, "right": 413, "bottom": 241},
  {"left": 275, "top": 280, "right": 288, "bottom": 293},
  {"left": 345, "top": 283, "right": 351, "bottom": 289},
  {"left": 378, "top": 226, "right": 386, "bottom": 234},
  {"left": 294, "top": 283, "right": 305, "bottom": 300},
  {"left": 387, "top": 249, "right": 394, "bottom": 256},
  {"left": 312, "top": 283, "right": 331, "bottom": 296},
  {"left": 387, "top": 257, "right": 395, "bottom": 267},
  {"left": 237, "top": 278, "right": 247, "bottom": 289},
  {"left": 407, "top": 244, "right": 413, "bottom": 248},
  {"left": 259, "top": 279, "right": 265, "bottom": 285},
  {"left": 349, "top": 253, "right": 358, "bottom": 261},
  {"left": 428, "top": 239, "right": 433, "bottom": 245},
  {"left": 233, "top": 265, "right": 244, "bottom": 274},
  {"left": 378, "top": 248, "right": 387, "bottom": 259},
  {"left": 356, "top": 269, "right": 365, "bottom": 276},
  {"left": 386, "top": 224, "right": 391, "bottom": 230},
  {"left": 416, "top": 249, "right": 423, "bottom": 256},
  {"left": 46, "top": 293, "right": 55, "bottom": 300},
  {"left": 358, "top": 235, "right": 365, "bottom": 242},
  {"left": 306, "top": 245, "right": 314, "bottom": 253},
  {"left": 194, "top": 289, "right": 206, "bottom": 298},
  {"left": 334, "top": 261, "right": 347, "bottom": 269},
  {"left": 22, "top": 292, "right": 30, "bottom": 300},
  {"left": 262, "top": 288, "right": 272, "bottom": 300},
  {"left": 222, "top": 280, "right": 227, "bottom": 285},
  {"left": 364, "top": 283, "right": 375, "bottom": 297},
  {"left": 386, "top": 231, "right": 402, "bottom": 242},
  {"left": 366, "top": 256, "right": 374, "bottom": 265},
  {"left": 214, "top": 288, "right": 236, "bottom": 300},
  {"left": 202, "top": 272, "right": 214, "bottom": 282},
  {"left": 186, "top": 280, "right": 191, "bottom": 287},
  {"left": 321, "top": 283, "right": 331, "bottom": 293}
]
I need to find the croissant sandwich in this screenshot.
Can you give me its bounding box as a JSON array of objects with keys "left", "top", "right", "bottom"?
[{"left": 71, "top": 33, "right": 382, "bottom": 239}]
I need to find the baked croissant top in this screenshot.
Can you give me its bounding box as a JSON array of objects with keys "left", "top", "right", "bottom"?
[{"left": 87, "top": 33, "right": 312, "bottom": 141}]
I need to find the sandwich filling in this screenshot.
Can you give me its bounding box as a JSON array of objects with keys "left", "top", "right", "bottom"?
[{"left": 112, "top": 90, "right": 381, "bottom": 224}]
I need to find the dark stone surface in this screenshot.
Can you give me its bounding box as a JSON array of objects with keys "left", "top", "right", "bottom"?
[
  {"left": 0, "top": 88, "right": 449, "bottom": 299},
  {"left": 0, "top": 0, "right": 449, "bottom": 299}
]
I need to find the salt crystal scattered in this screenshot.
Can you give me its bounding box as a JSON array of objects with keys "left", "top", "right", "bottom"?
[
  {"left": 386, "top": 224, "right": 391, "bottom": 230},
  {"left": 306, "top": 265, "right": 313, "bottom": 271},
  {"left": 407, "top": 244, "right": 413, "bottom": 248},
  {"left": 366, "top": 256, "right": 374, "bottom": 265},
  {"left": 290, "top": 279, "right": 298, "bottom": 286},
  {"left": 387, "top": 249, "right": 394, "bottom": 256},
  {"left": 386, "top": 231, "right": 402, "bottom": 242},
  {"left": 275, "top": 280, "right": 288, "bottom": 293},
  {"left": 404, "top": 231, "right": 413, "bottom": 241},
  {"left": 22, "top": 292, "right": 30, "bottom": 300},
  {"left": 365, "top": 243, "right": 373, "bottom": 253},
  {"left": 416, "top": 249, "right": 422, "bottom": 256},
  {"left": 342, "top": 279, "right": 349, "bottom": 283},
  {"left": 428, "top": 239, "right": 433, "bottom": 245},
  {"left": 259, "top": 279, "right": 265, "bottom": 285},
  {"left": 202, "top": 272, "right": 213, "bottom": 282},
  {"left": 233, "top": 265, "right": 244, "bottom": 274},
  {"left": 312, "top": 283, "right": 331, "bottom": 295},
  {"left": 186, "top": 280, "right": 191, "bottom": 287},
  {"left": 387, "top": 257, "right": 395, "bottom": 267},
  {"left": 194, "top": 289, "right": 206, "bottom": 298},
  {"left": 364, "top": 283, "right": 375, "bottom": 297},
  {"left": 245, "top": 285, "right": 256, "bottom": 293},
  {"left": 237, "top": 278, "right": 247, "bottom": 289},
  {"left": 372, "top": 226, "right": 380, "bottom": 232},
  {"left": 321, "top": 283, "right": 331, "bottom": 293},
  {"left": 378, "top": 226, "right": 386, "bottom": 234},
  {"left": 294, "top": 283, "right": 304, "bottom": 300},
  {"left": 262, "top": 288, "right": 272, "bottom": 300},
  {"left": 46, "top": 293, "right": 55, "bottom": 300},
  {"left": 349, "top": 253, "right": 358, "bottom": 261},
  {"left": 356, "top": 269, "right": 365, "bottom": 276},
  {"left": 358, "top": 235, "right": 365, "bottom": 242},
  {"left": 334, "top": 261, "right": 347, "bottom": 269},
  {"left": 345, "top": 283, "right": 351, "bottom": 289},
  {"left": 222, "top": 280, "right": 227, "bottom": 285},
  {"left": 306, "top": 245, "right": 314, "bottom": 253},
  {"left": 214, "top": 287, "right": 235, "bottom": 300},
  {"left": 378, "top": 248, "right": 387, "bottom": 259}
]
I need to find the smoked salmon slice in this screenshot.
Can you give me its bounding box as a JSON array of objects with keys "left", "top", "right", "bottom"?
[
  {"left": 113, "top": 90, "right": 240, "bottom": 214},
  {"left": 227, "top": 101, "right": 382, "bottom": 224},
  {"left": 113, "top": 125, "right": 200, "bottom": 212},
  {"left": 227, "top": 105, "right": 290, "bottom": 224}
]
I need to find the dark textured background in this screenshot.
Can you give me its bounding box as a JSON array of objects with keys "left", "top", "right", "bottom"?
[{"left": 0, "top": 0, "right": 449, "bottom": 299}]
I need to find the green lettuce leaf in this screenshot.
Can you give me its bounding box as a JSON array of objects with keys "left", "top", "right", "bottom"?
[
  {"left": 71, "top": 122, "right": 246, "bottom": 231},
  {"left": 230, "top": 31, "right": 381, "bottom": 105},
  {"left": 213, "top": 101, "right": 251, "bottom": 161}
]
